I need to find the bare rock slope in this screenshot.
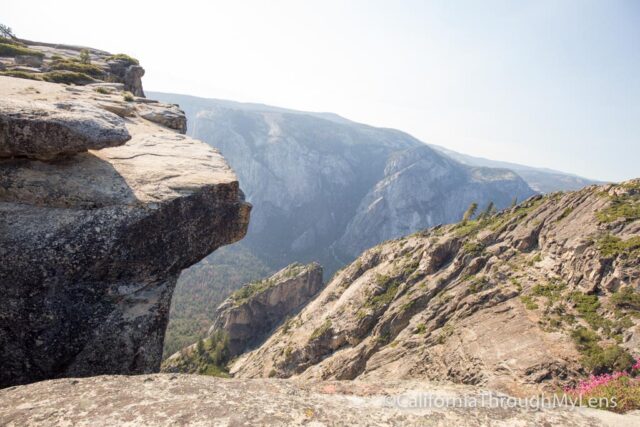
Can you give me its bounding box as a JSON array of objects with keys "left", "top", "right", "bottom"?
[
  {"left": 232, "top": 181, "right": 640, "bottom": 397},
  {"left": 0, "top": 74, "right": 250, "bottom": 387},
  {"left": 1, "top": 374, "right": 637, "bottom": 426}
]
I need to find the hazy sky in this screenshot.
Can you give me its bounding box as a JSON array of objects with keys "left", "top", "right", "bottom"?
[{"left": 4, "top": 0, "right": 639, "bottom": 181}]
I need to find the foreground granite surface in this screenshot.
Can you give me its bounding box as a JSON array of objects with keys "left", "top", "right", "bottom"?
[
  {"left": 0, "top": 76, "right": 250, "bottom": 387},
  {"left": 0, "top": 374, "right": 638, "bottom": 426}
]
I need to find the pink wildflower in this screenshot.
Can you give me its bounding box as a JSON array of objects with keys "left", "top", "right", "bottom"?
[{"left": 565, "top": 372, "right": 629, "bottom": 396}]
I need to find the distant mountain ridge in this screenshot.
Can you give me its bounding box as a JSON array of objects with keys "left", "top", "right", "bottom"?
[
  {"left": 149, "top": 91, "right": 599, "bottom": 194},
  {"left": 150, "top": 91, "right": 535, "bottom": 272},
  {"left": 429, "top": 143, "right": 602, "bottom": 193}
]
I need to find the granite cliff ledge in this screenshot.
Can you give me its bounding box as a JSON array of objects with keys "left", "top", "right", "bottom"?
[{"left": 0, "top": 74, "right": 250, "bottom": 387}]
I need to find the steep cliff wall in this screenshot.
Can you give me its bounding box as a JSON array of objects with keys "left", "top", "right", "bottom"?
[
  {"left": 208, "top": 262, "right": 323, "bottom": 355},
  {"left": 162, "top": 263, "right": 323, "bottom": 373},
  {"left": 0, "top": 73, "right": 250, "bottom": 387}
]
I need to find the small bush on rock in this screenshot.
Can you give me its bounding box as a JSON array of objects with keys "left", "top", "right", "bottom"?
[
  {"left": 0, "top": 43, "right": 44, "bottom": 58},
  {"left": 106, "top": 53, "right": 139, "bottom": 66}
]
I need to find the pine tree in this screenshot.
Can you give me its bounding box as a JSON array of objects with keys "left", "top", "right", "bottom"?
[
  {"left": 79, "top": 49, "right": 91, "bottom": 64},
  {"left": 462, "top": 202, "right": 478, "bottom": 223},
  {"left": 480, "top": 201, "right": 495, "bottom": 220},
  {"left": 0, "top": 24, "right": 15, "bottom": 39}
]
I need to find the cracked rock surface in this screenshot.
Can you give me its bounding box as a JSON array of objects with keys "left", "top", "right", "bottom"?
[
  {"left": 0, "top": 76, "right": 250, "bottom": 387},
  {"left": 0, "top": 374, "right": 637, "bottom": 426}
]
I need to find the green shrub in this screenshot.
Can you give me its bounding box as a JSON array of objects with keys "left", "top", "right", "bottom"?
[
  {"left": 527, "top": 253, "right": 543, "bottom": 266},
  {"left": 200, "top": 364, "right": 230, "bottom": 378},
  {"left": 557, "top": 207, "right": 574, "bottom": 221},
  {"left": 611, "top": 288, "right": 640, "bottom": 311},
  {"left": 0, "top": 70, "right": 41, "bottom": 80},
  {"left": 106, "top": 53, "right": 139, "bottom": 65},
  {"left": 571, "top": 327, "right": 599, "bottom": 352},
  {"left": 162, "top": 329, "right": 231, "bottom": 377},
  {"left": 401, "top": 299, "right": 416, "bottom": 312},
  {"left": 310, "top": 319, "right": 332, "bottom": 340},
  {"left": 570, "top": 291, "right": 612, "bottom": 333},
  {"left": 122, "top": 91, "right": 135, "bottom": 102},
  {"left": 377, "top": 332, "right": 391, "bottom": 344},
  {"left": 49, "top": 60, "right": 104, "bottom": 77},
  {"left": 0, "top": 36, "right": 22, "bottom": 46},
  {"left": 531, "top": 280, "right": 566, "bottom": 304},
  {"left": 462, "top": 241, "right": 485, "bottom": 256},
  {"left": 79, "top": 49, "right": 91, "bottom": 64},
  {"left": 454, "top": 219, "right": 484, "bottom": 237},
  {"left": 596, "top": 191, "right": 640, "bottom": 223},
  {"left": 465, "top": 275, "right": 488, "bottom": 293},
  {"left": 366, "top": 274, "right": 400, "bottom": 309},
  {"left": 454, "top": 199, "right": 538, "bottom": 237},
  {"left": 414, "top": 323, "right": 427, "bottom": 334},
  {"left": 282, "top": 263, "right": 305, "bottom": 278},
  {"left": 0, "top": 43, "right": 44, "bottom": 58},
  {"left": 41, "top": 71, "right": 94, "bottom": 85},
  {"left": 510, "top": 277, "right": 523, "bottom": 292},
  {"left": 596, "top": 234, "right": 640, "bottom": 259},
  {"left": 584, "top": 345, "right": 635, "bottom": 375},
  {"left": 571, "top": 327, "right": 634, "bottom": 375},
  {"left": 520, "top": 295, "right": 539, "bottom": 310}
]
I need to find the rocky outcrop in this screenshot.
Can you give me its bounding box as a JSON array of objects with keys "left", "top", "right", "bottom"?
[
  {"left": 0, "top": 38, "right": 145, "bottom": 97},
  {"left": 161, "top": 263, "right": 323, "bottom": 373},
  {"left": 114, "top": 62, "right": 145, "bottom": 97},
  {"left": 0, "top": 374, "right": 636, "bottom": 426},
  {"left": 232, "top": 181, "right": 640, "bottom": 397},
  {"left": 137, "top": 102, "right": 187, "bottom": 133},
  {"left": 209, "top": 262, "right": 323, "bottom": 356},
  {"left": 0, "top": 75, "right": 250, "bottom": 387},
  {"left": 0, "top": 99, "right": 131, "bottom": 159}
]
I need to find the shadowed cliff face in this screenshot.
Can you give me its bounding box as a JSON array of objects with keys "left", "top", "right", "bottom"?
[
  {"left": 232, "top": 181, "right": 640, "bottom": 397},
  {"left": 0, "top": 75, "right": 250, "bottom": 387}
]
